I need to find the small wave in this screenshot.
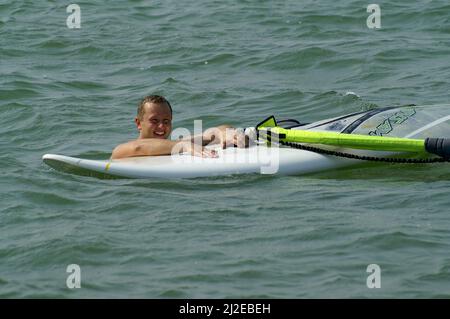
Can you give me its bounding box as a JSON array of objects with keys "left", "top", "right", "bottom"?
[
  {"left": 264, "top": 47, "right": 337, "bottom": 70},
  {"left": 35, "top": 39, "right": 69, "bottom": 50},
  {"left": 353, "top": 231, "right": 443, "bottom": 250},
  {"left": 345, "top": 91, "right": 360, "bottom": 97},
  {"left": 0, "top": 88, "right": 40, "bottom": 100},
  {"left": 54, "top": 80, "right": 108, "bottom": 91},
  {"left": 21, "top": 191, "right": 78, "bottom": 206}
]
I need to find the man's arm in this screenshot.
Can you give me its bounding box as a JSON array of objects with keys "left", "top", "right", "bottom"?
[{"left": 111, "top": 139, "right": 217, "bottom": 159}]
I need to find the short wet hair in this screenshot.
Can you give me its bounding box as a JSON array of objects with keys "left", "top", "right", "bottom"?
[{"left": 137, "top": 95, "right": 173, "bottom": 119}]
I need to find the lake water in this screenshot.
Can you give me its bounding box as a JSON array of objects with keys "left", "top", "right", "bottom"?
[{"left": 1, "top": 0, "right": 449, "bottom": 298}]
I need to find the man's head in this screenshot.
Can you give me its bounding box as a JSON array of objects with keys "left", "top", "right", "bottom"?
[{"left": 135, "top": 95, "right": 173, "bottom": 139}]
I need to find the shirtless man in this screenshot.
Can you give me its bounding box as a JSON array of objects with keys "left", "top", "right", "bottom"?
[{"left": 111, "top": 95, "right": 248, "bottom": 159}]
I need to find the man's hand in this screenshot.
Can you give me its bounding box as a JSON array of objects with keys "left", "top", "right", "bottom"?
[
  {"left": 180, "top": 141, "right": 219, "bottom": 158},
  {"left": 219, "top": 128, "right": 249, "bottom": 149},
  {"left": 180, "top": 125, "right": 251, "bottom": 150}
]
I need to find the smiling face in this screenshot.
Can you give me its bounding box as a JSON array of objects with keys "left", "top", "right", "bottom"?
[{"left": 135, "top": 102, "right": 172, "bottom": 139}]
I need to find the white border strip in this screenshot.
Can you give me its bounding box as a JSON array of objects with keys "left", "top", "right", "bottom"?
[{"left": 404, "top": 116, "right": 450, "bottom": 138}]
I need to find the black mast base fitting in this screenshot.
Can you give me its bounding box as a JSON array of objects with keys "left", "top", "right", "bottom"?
[{"left": 425, "top": 138, "right": 450, "bottom": 159}]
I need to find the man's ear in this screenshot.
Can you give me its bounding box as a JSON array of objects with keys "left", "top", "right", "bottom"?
[{"left": 135, "top": 117, "right": 142, "bottom": 131}]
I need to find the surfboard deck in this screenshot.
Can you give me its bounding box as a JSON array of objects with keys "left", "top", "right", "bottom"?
[{"left": 42, "top": 145, "right": 355, "bottom": 179}]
